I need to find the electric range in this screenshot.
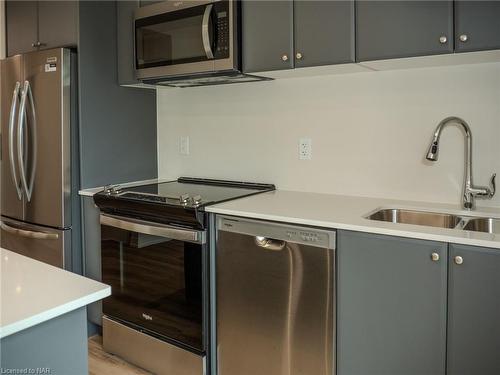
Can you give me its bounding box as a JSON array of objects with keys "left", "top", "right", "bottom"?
[{"left": 93, "top": 177, "right": 274, "bottom": 375}]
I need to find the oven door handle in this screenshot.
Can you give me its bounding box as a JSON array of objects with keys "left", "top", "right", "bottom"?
[{"left": 100, "top": 214, "right": 206, "bottom": 244}]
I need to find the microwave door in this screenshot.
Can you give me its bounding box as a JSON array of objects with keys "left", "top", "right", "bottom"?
[{"left": 135, "top": 1, "right": 237, "bottom": 80}]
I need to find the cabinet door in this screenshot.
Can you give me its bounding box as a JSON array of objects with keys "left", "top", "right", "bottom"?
[
  {"left": 356, "top": 1, "right": 453, "bottom": 61},
  {"left": 455, "top": 1, "right": 500, "bottom": 53},
  {"left": 294, "top": 1, "right": 354, "bottom": 68},
  {"left": 5, "top": 0, "right": 38, "bottom": 56},
  {"left": 117, "top": 0, "right": 140, "bottom": 85},
  {"left": 38, "top": 1, "right": 78, "bottom": 50},
  {"left": 241, "top": 0, "right": 294, "bottom": 73},
  {"left": 337, "top": 231, "right": 447, "bottom": 375},
  {"left": 448, "top": 244, "right": 500, "bottom": 375}
]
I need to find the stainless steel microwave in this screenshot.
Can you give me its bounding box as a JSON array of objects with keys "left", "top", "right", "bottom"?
[{"left": 134, "top": 0, "right": 265, "bottom": 87}]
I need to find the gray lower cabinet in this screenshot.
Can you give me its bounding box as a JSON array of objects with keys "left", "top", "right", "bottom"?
[
  {"left": 337, "top": 230, "right": 447, "bottom": 375},
  {"left": 242, "top": 0, "right": 294, "bottom": 73},
  {"left": 455, "top": 1, "right": 500, "bottom": 53},
  {"left": 356, "top": 1, "right": 453, "bottom": 61},
  {"left": 447, "top": 244, "right": 500, "bottom": 375},
  {"left": 5, "top": 1, "right": 38, "bottom": 56},
  {"left": 293, "top": 1, "right": 354, "bottom": 68}
]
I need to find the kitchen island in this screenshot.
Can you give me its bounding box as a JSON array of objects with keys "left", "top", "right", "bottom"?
[{"left": 0, "top": 248, "right": 110, "bottom": 375}]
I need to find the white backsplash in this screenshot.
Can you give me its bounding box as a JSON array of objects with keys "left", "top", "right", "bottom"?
[{"left": 157, "top": 62, "right": 500, "bottom": 208}]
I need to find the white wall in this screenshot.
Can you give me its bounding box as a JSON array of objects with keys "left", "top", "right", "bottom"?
[{"left": 157, "top": 62, "right": 500, "bottom": 208}]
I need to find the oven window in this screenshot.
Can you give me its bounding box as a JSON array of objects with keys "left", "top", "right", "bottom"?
[
  {"left": 101, "top": 225, "right": 203, "bottom": 352},
  {"left": 135, "top": 5, "right": 212, "bottom": 69}
]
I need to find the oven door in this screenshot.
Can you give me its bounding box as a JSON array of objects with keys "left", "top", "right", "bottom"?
[
  {"left": 134, "top": 0, "right": 236, "bottom": 80},
  {"left": 100, "top": 214, "right": 207, "bottom": 353}
]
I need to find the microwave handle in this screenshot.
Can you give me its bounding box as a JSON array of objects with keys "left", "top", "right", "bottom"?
[{"left": 202, "top": 4, "right": 214, "bottom": 59}]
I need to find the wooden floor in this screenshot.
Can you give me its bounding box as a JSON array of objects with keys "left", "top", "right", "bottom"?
[{"left": 88, "top": 336, "right": 152, "bottom": 375}]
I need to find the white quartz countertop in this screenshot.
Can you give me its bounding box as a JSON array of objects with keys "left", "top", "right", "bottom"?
[
  {"left": 206, "top": 190, "right": 500, "bottom": 249},
  {"left": 0, "top": 248, "right": 111, "bottom": 339}
]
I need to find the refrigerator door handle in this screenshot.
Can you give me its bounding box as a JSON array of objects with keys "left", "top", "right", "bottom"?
[
  {"left": 0, "top": 221, "right": 59, "bottom": 240},
  {"left": 8, "top": 81, "right": 23, "bottom": 200},
  {"left": 17, "top": 80, "right": 37, "bottom": 202}
]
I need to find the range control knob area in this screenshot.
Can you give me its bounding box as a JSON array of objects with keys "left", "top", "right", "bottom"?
[
  {"left": 180, "top": 194, "right": 190, "bottom": 204},
  {"left": 193, "top": 195, "right": 203, "bottom": 205},
  {"left": 103, "top": 184, "right": 122, "bottom": 195}
]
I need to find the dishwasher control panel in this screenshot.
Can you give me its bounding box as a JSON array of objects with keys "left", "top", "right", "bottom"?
[{"left": 218, "top": 216, "right": 336, "bottom": 249}]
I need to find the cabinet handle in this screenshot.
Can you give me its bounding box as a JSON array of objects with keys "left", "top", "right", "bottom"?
[
  {"left": 430, "top": 252, "right": 440, "bottom": 262},
  {"left": 454, "top": 256, "right": 464, "bottom": 265},
  {"left": 439, "top": 36, "right": 448, "bottom": 44},
  {"left": 31, "top": 41, "right": 46, "bottom": 48},
  {"left": 296, "top": 52, "right": 303, "bottom": 60},
  {"left": 281, "top": 54, "right": 289, "bottom": 62},
  {"left": 459, "top": 34, "right": 468, "bottom": 42}
]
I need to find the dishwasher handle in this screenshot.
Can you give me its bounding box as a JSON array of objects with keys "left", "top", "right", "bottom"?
[{"left": 255, "top": 236, "right": 286, "bottom": 251}]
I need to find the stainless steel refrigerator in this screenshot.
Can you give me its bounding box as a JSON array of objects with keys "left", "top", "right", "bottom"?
[{"left": 1, "top": 48, "right": 79, "bottom": 270}]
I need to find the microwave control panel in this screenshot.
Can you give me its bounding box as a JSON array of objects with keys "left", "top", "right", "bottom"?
[{"left": 214, "top": 1, "right": 230, "bottom": 59}]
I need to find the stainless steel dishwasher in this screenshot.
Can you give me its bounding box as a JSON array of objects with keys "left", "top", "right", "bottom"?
[{"left": 216, "top": 216, "right": 336, "bottom": 375}]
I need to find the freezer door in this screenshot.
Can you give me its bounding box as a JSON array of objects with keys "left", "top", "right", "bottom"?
[
  {"left": 0, "top": 216, "right": 70, "bottom": 268},
  {"left": 22, "top": 48, "right": 71, "bottom": 228},
  {"left": 1, "top": 55, "right": 25, "bottom": 221}
]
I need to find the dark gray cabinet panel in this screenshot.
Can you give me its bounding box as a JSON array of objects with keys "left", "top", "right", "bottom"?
[
  {"left": 455, "top": 1, "right": 500, "bottom": 53},
  {"left": 242, "top": 0, "right": 294, "bottom": 72},
  {"left": 38, "top": 1, "right": 78, "bottom": 50},
  {"left": 5, "top": 1, "right": 38, "bottom": 56},
  {"left": 294, "top": 1, "right": 354, "bottom": 67},
  {"left": 337, "top": 231, "right": 447, "bottom": 375},
  {"left": 356, "top": 1, "right": 453, "bottom": 61},
  {"left": 139, "top": 0, "right": 163, "bottom": 6},
  {"left": 117, "top": 0, "right": 140, "bottom": 85},
  {"left": 448, "top": 244, "right": 500, "bottom": 375},
  {"left": 78, "top": 1, "right": 157, "bottom": 189}
]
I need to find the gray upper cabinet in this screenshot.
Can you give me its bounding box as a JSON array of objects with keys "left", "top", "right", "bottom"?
[
  {"left": 455, "top": 1, "right": 500, "bottom": 53},
  {"left": 5, "top": 1, "right": 38, "bottom": 56},
  {"left": 447, "top": 244, "right": 500, "bottom": 375},
  {"left": 242, "top": 0, "right": 354, "bottom": 73},
  {"left": 337, "top": 231, "right": 447, "bottom": 375},
  {"left": 356, "top": 1, "right": 453, "bottom": 61},
  {"left": 117, "top": 0, "right": 140, "bottom": 86},
  {"left": 38, "top": 1, "right": 78, "bottom": 50},
  {"left": 293, "top": 1, "right": 354, "bottom": 68},
  {"left": 242, "top": 0, "right": 294, "bottom": 73},
  {"left": 6, "top": 0, "right": 77, "bottom": 57}
]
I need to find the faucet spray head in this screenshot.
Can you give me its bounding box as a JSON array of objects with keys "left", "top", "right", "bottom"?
[{"left": 426, "top": 137, "right": 439, "bottom": 161}]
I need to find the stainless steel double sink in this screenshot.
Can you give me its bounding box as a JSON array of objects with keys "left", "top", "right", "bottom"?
[{"left": 366, "top": 208, "right": 500, "bottom": 234}]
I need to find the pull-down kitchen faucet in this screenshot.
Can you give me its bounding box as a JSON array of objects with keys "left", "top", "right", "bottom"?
[{"left": 425, "top": 116, "right": 496, "bottom": 210}]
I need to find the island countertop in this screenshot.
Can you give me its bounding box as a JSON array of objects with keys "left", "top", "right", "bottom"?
[{"left": 0, "top": 248, "right": 110, "bottom": 339}]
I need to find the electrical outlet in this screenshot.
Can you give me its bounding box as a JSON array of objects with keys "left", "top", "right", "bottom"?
[
  {"left": 299, "top": 138, "right": 312, "bottom": 160},
  {"left": 180, "top": 136, "right": 190, "bottom": 155}
]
